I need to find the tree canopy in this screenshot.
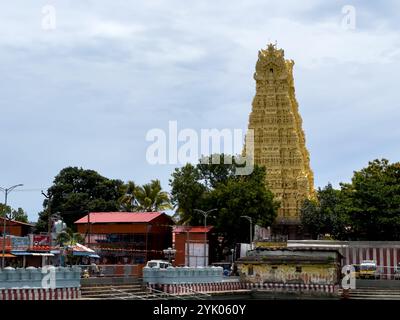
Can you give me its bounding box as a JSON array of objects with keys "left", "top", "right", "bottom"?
[
  {"left": 120, "top": 179, "right": 171, "bottom": 212},
  {"left": 169, "top": 154, "right": 278, "bottom": 248},
  {"left": 36, "top": 167, "right": 172, "bottom": 231},
  {"left": 36, "top": 167, "right": 125, "bottom": 231},
  {"left": 300, "top": 159, "right": 400, "bottom": 240},
  {"left": 0, "top": 204, "right": 29, "bottom": 223}
]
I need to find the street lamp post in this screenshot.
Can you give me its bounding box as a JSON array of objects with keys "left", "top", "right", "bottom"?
[
  {"left": 163, "top": 247, "right": 176, "bottom": 264},
  {"left": 240, "top": 215, "right": 253, "bottom": 249},
  {"left": 194, "top": 209, "right": 217, "bottom": 267},
  {"left": 1, "top": 184, "right": 23, "bottom": 269}
]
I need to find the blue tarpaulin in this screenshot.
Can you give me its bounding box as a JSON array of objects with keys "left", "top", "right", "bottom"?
[
  {"left": 72, "top": 252, "right": 99, "bottom": 258},
  {"left": 10, "top": 251, "right": 32, "bottom": 256}
]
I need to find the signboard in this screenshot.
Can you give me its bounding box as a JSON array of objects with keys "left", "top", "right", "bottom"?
[
  {"left": 11, "top": 236, "right": 29, "bottom": 251},
  {"left": 255, "top": 241, "right": 287, "bottom": 248},
  {"left": 0, "top": 237, "right": 12, "bottom": 251},
  {"left": 29, "top": 234, "right": 50, "bottom": 251},
  {"left": 239, "top": 243, "right": 251, "bottom": 258}
]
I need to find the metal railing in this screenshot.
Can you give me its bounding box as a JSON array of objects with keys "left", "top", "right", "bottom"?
[
  {"left": 147, "top": 285, "right": 211, "bottom": 300},
  {"left": 174, "top": 284, "right": 212, "bottom": 300},
  {"left": 109, "top": 287, "right": 147, "bottom": 300},
  {"left": 147, "top": 286, "right": 187, "bottom": 300}
]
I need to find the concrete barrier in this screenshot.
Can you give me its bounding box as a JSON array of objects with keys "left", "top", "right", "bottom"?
[
  {"left": 76, "top": 264, "right": 143, "bottom": 277},
  {"left": 0, "top": 266, "right": 81, "bottom": 289},
  {"left": 143, "top": 266, "right": 223, "bottom": 285}
]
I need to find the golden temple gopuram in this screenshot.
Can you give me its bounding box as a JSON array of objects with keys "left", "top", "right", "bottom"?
[{"left": 246, "top": 43, "right": 315, "bottom": 238}]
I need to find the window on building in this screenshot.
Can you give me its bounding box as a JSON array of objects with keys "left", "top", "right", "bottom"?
[
  {"left": 248, "top": 265, "right": 254, "bottom": 276},
  {"left": 296, "top": 266, "right": 302, "bottom": 273}
]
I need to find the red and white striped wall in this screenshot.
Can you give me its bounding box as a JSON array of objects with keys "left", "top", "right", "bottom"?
[
  {"left": 288, "top": 241, "right": 400, "bottom": 280},
  {"left": 244, "top": 282, "right": 336, "bottom": 294},
  {"left": 339, "top": 246, "right": 399, "bottom": 278},
  {"left": 148, "top": 282, "right": 243, "bottom": 294},
  {"left": 148, "top": 282, "right": 337, "bottom": 295},
  {"left": 0, "top": 288, "right": 81, "bottom": 300}
]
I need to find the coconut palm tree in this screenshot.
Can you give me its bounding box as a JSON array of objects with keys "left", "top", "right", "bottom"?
[
  {"left": 56, "top": 228, "right": 86, "bottom": 266},
  {"left": 135, "top": 179, "right": 172, "bottom": 212},
  {"left": 56, "top": 228, "right": 84, "bottom": 246},
  {"left": 119, "top": 181, "right": 138, "bottom": 211}
]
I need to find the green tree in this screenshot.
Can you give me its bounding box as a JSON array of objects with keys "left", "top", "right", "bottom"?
[
  {"left": 169, "top": 164, "right": 207, "bottom": 224},
  {"left": 301, "top": 159, "right": 400, "bottom": 241},
  {"left": 36, "top": 167, "right": 125, "bottom": 231},
  {"left": 119, "top": 181, "right": 138, "bottom": 212},
  {"left": 56, "top": 228, "right": 85, "bottom": 265},
  {"left": 0, "top": 204, "right": 28, "bottom": 223},
  {"left": 300, "top": 183, "right": 349, "bottom": 239},
  {"left": 56, "top": 228, "right": 84, "bottom": 246},
  {"left": 197, "top": 154, "right": 236, "bottom": 189},
  {"left": 208, "top": 165, "right": 278, "bottom": 246},
  {"left": 134, "top": 179, "right": 171, "bottom": 212},
  {"left": 343, "top": 159, "right": 400, "bottom": 240},
  {"left": 169, "top": 154, "right": 278, "bottom": 249}
]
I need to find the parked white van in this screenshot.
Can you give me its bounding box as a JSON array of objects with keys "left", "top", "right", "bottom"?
[{"left": 146, "top": 260, "right": 172, "bottom": 269}]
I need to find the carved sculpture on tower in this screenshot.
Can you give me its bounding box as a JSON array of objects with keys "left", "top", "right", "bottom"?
[{"left": 245, "top": 43, "right": 315, "bottom": 238}]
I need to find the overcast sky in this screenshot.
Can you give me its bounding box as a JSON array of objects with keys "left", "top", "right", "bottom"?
[{"left": 0, "top": 1, "right": 399, "bottom": 221}]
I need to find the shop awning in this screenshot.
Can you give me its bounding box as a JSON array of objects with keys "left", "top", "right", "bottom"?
[
  {"left": 73, "top": 251, "right": 97, "bottom": 257},
  {"left": 68, "top": 243, "right": 95, "bottom": 253},
  {"left": 0, "top": 253, "right": 16, "bottom": 258},
  {"left": 10, "top": 251, "right": 32, "bottom": 256},
  {"left": 69, "top": 243, "right": 97, "bottom": 257},
  {"left": 10, "top": 252, "right": 54, "bottom": 257}
]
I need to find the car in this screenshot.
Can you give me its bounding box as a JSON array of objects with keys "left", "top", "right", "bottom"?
[
  {"left": 359, "top": 260, "right": 379, "bottom": 279},
  {"left": 146, "top": 260, "right": 172, "bottom": 269}
]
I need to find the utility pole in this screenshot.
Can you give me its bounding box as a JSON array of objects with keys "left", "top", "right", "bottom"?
[
  {"left": 186, "top": 226, "right": 190, "bottom": 266},
  {"left": 194, "top": 209, "right": 217, "bottom": 267},
  {"left": 1, "top": 184, "right": 23, "bottom": 269},
  {"left": 87, "top": 212, "right": 91, "bottom": 246},
  {"left": 41, "top": 191, "right": 53, "bottom": 251}
]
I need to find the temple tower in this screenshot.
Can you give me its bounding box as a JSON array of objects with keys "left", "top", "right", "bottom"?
[{"left": 246, "top": 43, "right": 315, "bottom": 239}]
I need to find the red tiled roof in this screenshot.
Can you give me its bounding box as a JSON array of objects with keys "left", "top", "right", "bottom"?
[
  {"left": 0, "top": 217, "right": 34, "bottom": 227},
  {"left": 74, "top": 212, "right": 166, "bottom": 224},
  {"left": 173, "top": 226, "right": 213, "bottom": 233}
]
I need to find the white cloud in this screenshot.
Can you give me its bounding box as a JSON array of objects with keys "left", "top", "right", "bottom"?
[{"left": 86, "top": 20, "right": 145, "bottom": 38}]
